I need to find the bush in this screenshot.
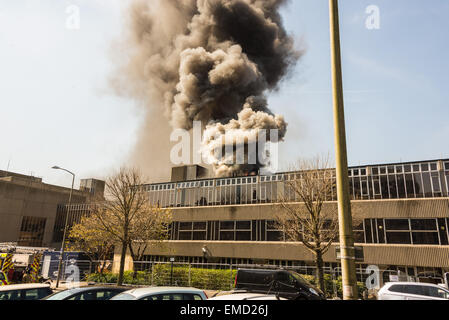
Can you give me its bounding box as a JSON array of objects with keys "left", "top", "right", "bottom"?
[{"left": 86, "top": 266, "right": 366, "bottom": 298}]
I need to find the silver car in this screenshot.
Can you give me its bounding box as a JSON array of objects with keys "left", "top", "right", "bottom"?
[
  {"left": 378, "top": 282, "right": 449, "bottom": 300},
  {"left": 110, "top": 287, "right": 208, "bottom": 301}
]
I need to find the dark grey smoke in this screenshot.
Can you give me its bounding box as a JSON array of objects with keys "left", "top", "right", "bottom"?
[{"left": 112, "top": 0, "right": 301, "bottom": 177}]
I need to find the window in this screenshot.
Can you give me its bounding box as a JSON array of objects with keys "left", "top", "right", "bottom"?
[
  {"left": 421, "top": 286, "right": 449, "bottom": 299},
  {"left": 385, "top": 219, "right": 410, "bottom": 244},
  {"left": 266, "top": 220, "right": 284, "bottom": 242},
  {"left": 18, "top": 216, "right": 47, "bottom": 247},
  {"left": 385, "top": 219, "right": 409, "bottom": 230},
  {"left": 219, "top": 221, "right": 251, "bottom": 241},
  {"left": 178, "top": 222, "right": 207, "bottom": 241},
  {"left": 22, "top": 288, "right": 52, "bottom": 300}
]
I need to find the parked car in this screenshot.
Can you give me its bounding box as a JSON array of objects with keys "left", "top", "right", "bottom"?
[
  {"left": 234, "top": 269, "right": 325, "bottom": 300},
  {"left": 0, "top": 284, "right": 53, "bottom": 300},
  {"left": 209, "top": 292, "right": 287, "bottom": 300},
  {"left": 378, "top": 282, "right": 449, "bottom": 300},
  {"left": 43, "top": 286, "right": 128, "bottom": 300},
  {"left": 110, "top": 287, "right": 208, "bottom": 301}
]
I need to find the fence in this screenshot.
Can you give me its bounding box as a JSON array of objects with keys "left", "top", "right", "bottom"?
[{"left": 40, "top": 260, "right": 444, "bottom": 298}]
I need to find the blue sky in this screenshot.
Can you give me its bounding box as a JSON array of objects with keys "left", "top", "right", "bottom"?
[{"left": 0, "top": 0, "right": 448, "bottom": 187}]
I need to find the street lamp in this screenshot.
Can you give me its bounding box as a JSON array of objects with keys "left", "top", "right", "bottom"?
[
  {"left": 52, "top": 166, "right": 75, "bottom": 288},
  {"left": 329, "top": 0, "right": 358, "bottom": 300}
]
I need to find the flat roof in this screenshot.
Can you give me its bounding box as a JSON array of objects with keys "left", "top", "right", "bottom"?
[{"left": 143, "top": 158, "right": 449, "bottom": 186}]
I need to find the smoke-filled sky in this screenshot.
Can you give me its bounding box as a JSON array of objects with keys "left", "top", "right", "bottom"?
[{"left": 0, "top": 0, "right": 448, "bottom": 188}]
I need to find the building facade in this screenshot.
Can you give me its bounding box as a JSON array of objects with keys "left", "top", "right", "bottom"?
[
  {"left": 0, "top": 171, "right": 104, "bottom": 248},
  {"left": 121, "top": 159, "right": 449, "bottom": 284}
]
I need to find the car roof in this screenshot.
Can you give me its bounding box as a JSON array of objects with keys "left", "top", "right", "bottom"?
[
  {"left": 385, "top": 282, "right": 446, "bottom": 288},
  {"left": 121, "top": 287, "right": 204, "bottom": 298},
  {"left": 0, "top": 284, "right": 51, "bottom": 292},
  {"left": 209, "top": 293, "right": 285, "bottom": 301},
  {"left": 56, "top": 286, "right": 127, "bottom": 294}
]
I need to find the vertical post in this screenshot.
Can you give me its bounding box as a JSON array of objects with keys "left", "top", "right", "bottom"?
[
  {"left": 188, "top": 263, "right": 191, "bottom": 287},
  {"left": 56, "top": 173, "right": 75, "bottom": 288},
  {"left": 170, "top": 258, "right": 174, "bottom": 286},
  {"left": 329, "top": 0, "right": 358, "bottom": 300},
  {"left": 151, "top": 262, "right": 154, "bottom": 286},
  {"left": 230, "top": 263, "right": 233, "bottom": 290}
]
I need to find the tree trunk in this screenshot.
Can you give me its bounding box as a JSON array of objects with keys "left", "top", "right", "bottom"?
[
  {"left": 315, "top": 250, "right": 326, "bottom": 295},
  {"left": 117, "top": 241, "right": 127, "bottom": 285}
]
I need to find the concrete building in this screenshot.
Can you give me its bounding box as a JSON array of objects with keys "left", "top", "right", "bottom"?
[
  {"left": 0, "top": 170, "right": 104, "bottom": 248},
  {"left": 115, "top": 158, "right": 449, "bottom": 284}
]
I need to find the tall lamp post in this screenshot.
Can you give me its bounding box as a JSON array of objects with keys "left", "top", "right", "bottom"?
[
  {"left": 52, "top": 166, "right": 75, "bottom": 289},
  {"left": 329, "top": 0, "right": 359, "bottom": 300}
]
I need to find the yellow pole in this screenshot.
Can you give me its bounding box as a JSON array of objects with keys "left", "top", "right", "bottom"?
[{"left": 329, "top": 0, "right": 358, "bottom": 300}]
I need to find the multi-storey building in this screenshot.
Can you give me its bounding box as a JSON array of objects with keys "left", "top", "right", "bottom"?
[{"left": 118, "top": 159, "right": 449, "bottom": 284}]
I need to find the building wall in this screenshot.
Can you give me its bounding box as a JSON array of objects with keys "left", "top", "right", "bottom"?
[
  {"left": 168, "top": 198, "right": 449, "bottom": 221},
  {"left": 112, "top": 198, "right": 449, "bottom": 273},
  {"left": 0, "top": 176, "right": 88, "bottom": 248}
]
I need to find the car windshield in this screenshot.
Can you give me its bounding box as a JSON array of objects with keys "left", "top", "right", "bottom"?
[
  {"left": 110, "top": 293, "right": 136, "bottom": 300},
  {"left": 44, "top": 289, "right": 78, "bottom": 300},
  {"left": 290, "top": 272, "right": 322, "bottom": 293}
]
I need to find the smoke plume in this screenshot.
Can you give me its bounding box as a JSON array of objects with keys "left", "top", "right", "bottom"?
[{"left": 112, "top": 0, "right": 301, "bottom": 177}]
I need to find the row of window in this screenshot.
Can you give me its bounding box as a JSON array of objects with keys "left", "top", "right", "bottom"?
[
  {"left": 364, "top": 218, "right": 449, "bottom": 245},
  {"left": 147, "top": 161, "right": 449, "bottom": 208},
  {"left": 169, "top": 218, "right": 449, "bottom": 246}
]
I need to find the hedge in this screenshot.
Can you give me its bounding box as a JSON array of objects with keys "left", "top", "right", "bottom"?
[{"left": 86, "top": 265, "right": 366, "bottom": 298}]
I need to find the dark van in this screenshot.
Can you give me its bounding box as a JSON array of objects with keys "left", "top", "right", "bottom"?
[{"left": 235, "top": 269, "right": 325, "bottom": 300}]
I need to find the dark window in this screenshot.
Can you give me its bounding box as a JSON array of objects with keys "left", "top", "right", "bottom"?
[
  {"left": 389, "top": 285, "right": 405, "bottom": 293},
  {"left": 193, "top": 232, "right": 206, "bottom": 241},
  {"left": 410, "top": 219, "right": 436, "bottom": 231},
  {"left": 179, "top": 232, "right": 192, "bottom": 241},
  {"left": 193, "top": 222, "right": 207, "bottom": 230},
  {"left": 404, "top": 165, "right": 412, "bottom": 173},
  {"left": 364, "top": 219, "right": 373, "bottom": 243},
  {"left": 386, "top": 232, "right": 411, "bottom": 244},
  {"left": 22, "top": 288, "right": 52, "bottom": 300},
  {"left": 18, "top": 216, "right": 47, "bottom": 247},
  {"left": 385, "top": 219, "right": 410, "bottom": 231},
  {"left": 236, "top": 231, "right": 251, "bottom": 241},
  {"left": 403, "top": 285, "right": 424, "bottom": 296},
  {"left": 412, "top": 232, "right": 439, "bottom": 245},
  {"left": 405, "top": 174, "right": 415, "bottom": 198},
  {"left": 422, "top": 172, "right": 432, "bottom": 197},
  {"left": 236, "top": 221, "right": 251, "bottom": 230},
  {"left": 179, "top": 222, "right": 193, "bottom": 231},
  {"left": 267, "top": 231, "right": 284, "bottom": 242},
  {"left": 220, "top": 221, "right": 234, "bottom": 230},
  {"left": 220, "top": 231, "right": 234, "bottom": 241}
]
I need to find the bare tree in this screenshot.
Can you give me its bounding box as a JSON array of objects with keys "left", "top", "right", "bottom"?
[
  {"left": 127, "top": 206, "right": 172, "bottom": 278},
  {"left": 275, "top": 156, "right": 340, "bottom": 293},
  {"left": 91, "top": 167, "right": 172, "bottom": 285}
]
